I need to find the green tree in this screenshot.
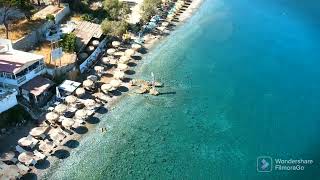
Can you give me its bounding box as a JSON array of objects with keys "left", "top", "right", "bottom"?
[
  {"left": 0, "top": 0, "right": 33, "bottom": 39},
  {"left": 141, "top": 0, "right": 161, "bottom": 22},
  {"left": 61, "top": 33, "right": 77, "bottom": 53},
  {"left": 103, "top": 0, "right": 130, "bottom": 20},
  {"left": 101, "top": 20, "right": 128, "bottom": 37}
]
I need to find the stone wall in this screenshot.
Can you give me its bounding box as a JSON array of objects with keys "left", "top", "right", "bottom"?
[{"left": 12, "top": 4, "right": 70, "bottom": 51}]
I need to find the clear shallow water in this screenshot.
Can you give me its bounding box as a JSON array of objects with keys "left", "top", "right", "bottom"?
[{"left": 43, "top": 0, "right": 320, "bottom": 179}]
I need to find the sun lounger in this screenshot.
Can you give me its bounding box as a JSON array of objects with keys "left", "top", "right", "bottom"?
[
  {"left": 16, "top": 145, "right": 26, "bottom": 154},
  {"left": 16, "top": 163, "right": 30, "bottom": 173}
]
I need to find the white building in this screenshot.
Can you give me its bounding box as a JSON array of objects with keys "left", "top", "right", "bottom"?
[
  {"left": 0, "top": 87, "right": 18, "bottom": 113},
  {"left": 0, "top": 39, "right": 45, "bottom": 88}
]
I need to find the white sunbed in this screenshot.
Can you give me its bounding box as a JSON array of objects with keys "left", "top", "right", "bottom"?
[
  {"left": 16, "top": 163, "right": 30, "bottom": 173},
  {"left": 15, "top": 145, "right": 26, "bottom": 154}
]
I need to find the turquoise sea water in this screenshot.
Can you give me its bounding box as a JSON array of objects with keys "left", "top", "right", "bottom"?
[{"left": 43, "top": 0, "right": 320, "bottom": 179}]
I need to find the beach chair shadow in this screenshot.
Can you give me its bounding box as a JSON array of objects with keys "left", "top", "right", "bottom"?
[
  {"left": 53, "top": 149, "right": 70, "bottom": 159},
  {"left": 74, "top": 126, "right": 88, "bottom": 134},
  {"left": 64, "top": 140, "right": 80, "bottom": 149},
  {"left": 86, "top": 117, "right": 100, "bottom": 124},
  {"left": 20, "top": 173, "right": 38, "bottom": 180},
  {"left": 34, "top": 159, "right": 50, "bottom": 170}
]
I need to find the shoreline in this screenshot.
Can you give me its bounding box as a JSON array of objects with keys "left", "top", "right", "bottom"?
[{"left": 1, "top": 0, "right": 204, "bottom": 179}]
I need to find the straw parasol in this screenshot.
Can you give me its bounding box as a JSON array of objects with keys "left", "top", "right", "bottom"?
[
  {"left": 84, "top": 99, "right": 96, "bottom": 107},
  {"left": 49, "top": 131, "right": 65, "bottom": 142},
  {"left": 112, "top": 41, "right": 121, "bottom": 47},
  {"left": 18, "top": 152, "right": 35, "bottom": 165},
  {"left": 46, "top": 112, "right": 59, "bottom": 122},
  {"left": 79, "top": 52, "right": 88, "bottom": 60},
  {"left": 162, "top": 22, "right": 169, "bottom": 27},
  {"left": 2, "top": 165, "right": 20, "bottom": 179},
  {"left": 39, "top": 141, "right": 55, "bottom": 153},
  {"left": 75, "top": 109, "right": 87, "bottom": 119},
  {"left": 131, "top": 43, "right": 142, "bottom": 50},
  {"left": 107, "top": 48, "right": 116, "bottom": 55},
  {"left": 110, "top": 79, "right": 122, "bottom": 88},
  {"left": 65, "top": 95, "right": 77, "bottom": 104},
  {"left": 18, "top": 137, "right": 33, "bottom": 147},
  {"left": 114, "top": 51, "right": 125, "bottom": 57},
  {"left": 101, "top": 83, "right": 113, "bottom": 92},
  {"left": 61, "top": 118, "right": 75, "bottom": 128},
  {"left": 102, "top": 57, "right": 111, "bottom": 64},
  {"left": 119, "top": 56, "right": 130, "bottom": 64},
  {"left": 54, "top": 104, "right": 67, "bottom": 114},
  {"left": 94, "top": 66, "right": 104, "bottom": 73},
  {"left": 83, "top": 79, "right": 94, "bottom": 88},
  {"left": 75, "top": 87, "right": 86, "bottom": 97},
  {"left": 117, "top": 63, "right": 128, "bottom": 71},
  {"left": 0, "top": 151, "right": 15, "bottom": 161},
  {"left": 29, "top": 126, "right": 48, "bottom": 137},
  {"left": 125, "top": 49, "right": 135, "bottom": 57},
  {"left": 86, "top": 46, "right": 95, "bottom": 52},
  {"left": 92, "top": 40, "right": 100, "bottom": 46},
  {"left": 109, "top": 58, "right": 118, "bottom": 65},
  {"left": 114, "top": 71, "right": 125, "bottom": 79}
]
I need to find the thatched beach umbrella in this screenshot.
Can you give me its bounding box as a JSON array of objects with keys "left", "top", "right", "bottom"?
[
  {"left": 114, "top": 71, "right": 125, "bottom": 79},
  {"left": 131, "top": 43, "right": 142, "bottom": 51},
  {"left": 101, "top": 83, "right": 113, "bottom": 93},
  {"left": 46, "top": 112, "right": 59, "bottom": 122},
  {"left": 102, "top": 57, "right": 110, "bottom": 64},
  {"left": 29, "top": 126, "right": 48, "bottom": 137},
  {"left": 2, "top": 165, "right": 20, "bottom": 179},
  {"left": 86, "top": 46, "right": 95, "bottom": 52},
  {"left": 117, "top": 63, "right": 128, "bottom": 71},
  {"left": 65, "top": 95, "right": 77, "bottom": 104},
  {"left": 109, "top": 58, "right": 118, "bottom": 65},
  {"left": 94, "top": 66, "right": 104, "bottom": 73},
  {"left": 125, "top": 49, "right": 135, "bottom": 57},
  {"left": 0, "top": 151, "right": 15, "bottom": 161},
  {"left": 75, "top": 109, "right": 87, "bottom": 119},
  {"left": 119, "top": 56, "right": 130, "bottom": 64},
  {"left": 114, "top": 51, "right": 125, "bottom": 57},
  {"left": 112, "top": 41, "right": 121, "bottom": 47},
  {"left": 54, "top": 104, "right": 67, "bottom": 114},
  {"left": 61, "top": 118, "right": 75, "bottom": 128},
  {"left": 39, "top": 141, "right": 55, "bottom": 154},
  {"left": 18, "top": 137, "right": 33, "bottom": 147},
  {"left": 92, "top": 40, "right": 100, "bottom": 46},
  {"left": 83, "top": 79, "right": 94, "bottom": 88},
  {"left": 18, "top": 152, "right": 35, "bottom": 165},
  {"left": 107, "top": 48, "right": 116, "bottom": 55},
  {"left": 162, "top": 22, "right": 169, "bottom": 27},
  {"left": 110, "top": 79, "right": 122, "bottom": 88},
  {"left": 84, "top": 99, "right": 96, "bottom": 108},
  {"left": 50, "top": 131, "right": 65, "bottom": 142},
  {"left": 75, "top": 87, "right": 86, "bottom": 97}
]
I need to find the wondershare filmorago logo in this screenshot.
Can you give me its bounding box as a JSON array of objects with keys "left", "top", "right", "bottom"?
[{"left": 257, "top": 156, "right": 272, "bottom": 172}]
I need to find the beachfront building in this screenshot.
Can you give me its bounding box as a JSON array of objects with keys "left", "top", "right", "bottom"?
[
  {"left": 0, "top": 39, "right": 55, "bottom": 108},
  {"left": 0, "top": 87, "right": 18, "bottom": 113},
  {"left": 20, "top": 76, "right": 55, "bottom": 107},
  {"left": 0, "top": 40, "right": 46, "bottom": 88}
]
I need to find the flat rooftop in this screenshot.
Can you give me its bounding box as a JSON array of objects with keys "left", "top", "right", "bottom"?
[{"left": 0, "top": 50, "right": 43, "bottom": 74}]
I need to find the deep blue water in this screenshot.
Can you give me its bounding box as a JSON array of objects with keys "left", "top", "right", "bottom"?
[{"left": 43, "top": 0, "right": 320, "bottom": 179}]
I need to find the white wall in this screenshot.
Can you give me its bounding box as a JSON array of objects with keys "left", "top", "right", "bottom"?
[
  {"left": 0, "top": 90, "right": 18, "bottom": 113},
  {"left": 0, "top": 64, "right": 45, "bottom": 87},
  {"left": 79, "top": 38, "right": 107, "bottom": 73}
]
